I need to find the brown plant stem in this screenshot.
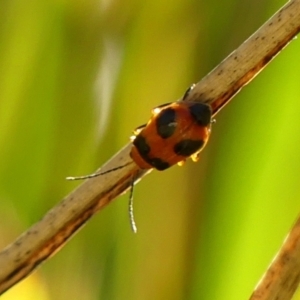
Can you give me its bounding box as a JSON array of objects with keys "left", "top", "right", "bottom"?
[{"left": 249, "top": 216, "right": 300, "bottom": 300}]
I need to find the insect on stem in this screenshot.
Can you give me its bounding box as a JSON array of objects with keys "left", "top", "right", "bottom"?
[{"left": 66, "top": 83, "right": 213, "bottom": 233}]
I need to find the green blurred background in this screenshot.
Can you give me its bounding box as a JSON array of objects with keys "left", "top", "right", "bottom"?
[{"left": 0, "top": 0, "right": 299, "bottom": 299}]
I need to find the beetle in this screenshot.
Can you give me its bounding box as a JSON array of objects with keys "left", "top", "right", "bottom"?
[{"left": 67, "top": 84, "right": 213, "bottom": 232}]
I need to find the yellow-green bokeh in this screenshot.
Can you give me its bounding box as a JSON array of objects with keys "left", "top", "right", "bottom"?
[{"left": 0, "top": 0, "right": 299, "bottom": 299}]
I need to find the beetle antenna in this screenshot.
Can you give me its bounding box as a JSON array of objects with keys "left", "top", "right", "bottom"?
[
  {"left": 66, "top": 162, "right": 132, "bottom": 181},
  {"left": 129, "top": 174, "right": 137, "bottom": 233}
]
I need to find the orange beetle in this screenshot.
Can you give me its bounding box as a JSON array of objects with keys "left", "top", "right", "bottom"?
[
  {"left": 67, "top": 85, "right": 213, "bottom": 232},
  {"left": 130, "top": 98, "right": 212, "bottom": 170}
]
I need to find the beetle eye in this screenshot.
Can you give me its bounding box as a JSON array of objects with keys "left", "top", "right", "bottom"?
[
  {"left": 189, "top": 103, "right": 212, "bottom": 126},
  {"left": 155, "top": 108, "right": 177, "bottom": 139}
]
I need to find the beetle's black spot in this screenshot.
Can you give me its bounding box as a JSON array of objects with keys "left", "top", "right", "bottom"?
[
  {"left": 133, "top": 135, "right": 150, "bottom": 155},
  {"left": 133, "top": 136, "right": 170, "bottom": 170},
  {"left": 174, "top": 139, "right": 204, "bottom": 157},
  {"left": 149, "top": 158, "right": 170, "bottom": 170},
  {"left": 189, "top": 103, "right": 212, "bottom": 126},
  {"left": 156, "top": 108, "right": 177, "bottom": 139}
]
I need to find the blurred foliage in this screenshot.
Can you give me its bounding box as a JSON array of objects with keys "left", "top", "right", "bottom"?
[{"left": 0, "top": 0, "right": 299, "bottom": 299}]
